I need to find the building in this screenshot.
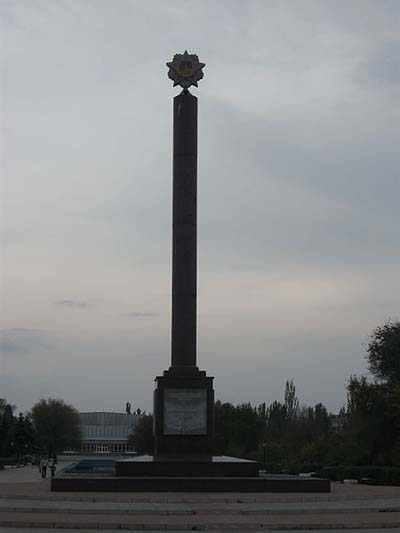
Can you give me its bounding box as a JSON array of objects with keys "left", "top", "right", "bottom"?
[{"left": 79, "top": 412, "right": 138, "bottom": 454}]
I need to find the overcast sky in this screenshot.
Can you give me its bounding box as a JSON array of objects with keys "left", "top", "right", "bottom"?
[{"left": 1, "top": 0, "right": 399, "bottom": 414}]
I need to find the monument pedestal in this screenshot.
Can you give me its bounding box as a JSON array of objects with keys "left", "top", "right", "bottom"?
[
  {"left": 114, "top": 365, "right": 266, "bottom": 482},
  {"left": 115, "top": 454, "right": 258, "bottom": 478},
  {"left": 153, "top": 366, "right": 214, "bottom": 455},
  {"left": 114, "top": 366, "right": 265, "bottom": 482}
]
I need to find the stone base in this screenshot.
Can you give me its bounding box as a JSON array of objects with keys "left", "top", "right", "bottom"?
[
  {"left": 153, "top": 368, "right": 214, "bottom": 455},
  {"left": 115, "top": 454, "right": 258, "bottom": 477},
  {"left": 52, "top": 456, "right": 330, "bottom": 492},
  {"left": 52, "top": 473, "right": 330, "bottom": 492}
]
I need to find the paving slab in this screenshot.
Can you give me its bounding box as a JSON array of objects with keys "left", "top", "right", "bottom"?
[
  {"left": 0, "top": 463, "right": 74, "bottom": 484},
  {"left": 3, "top": 496, "right": 400, "bottom": 515},
  {"left": 0, "top": 510, "right": 400, "bottom": 529},
  {"left": 0, "top": 498, "right": 194, "bottom": 514},
  {"left": 0, "top": 527, "right": 198, "bottom": 533},
  {"left": 2, "top": 467, "right": 400, "bottom": 501},
  {"left": 0, "top": 530, "right": 397, "bottom": 533},
  {"left": 2, "top": 466, "right": 400, "bottom": 530}
]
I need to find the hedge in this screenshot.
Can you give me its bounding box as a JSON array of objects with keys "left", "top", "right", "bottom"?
[{"left": 318, "top": 466, "right": 400, "bottom": 485}]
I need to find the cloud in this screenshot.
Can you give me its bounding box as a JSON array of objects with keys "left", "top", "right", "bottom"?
[
  {"left": 0, "top": 339, "right": 27, "bottom": 354},
  {"left": 0, "top": 328, "right": 51, "bottom": 355},
  {"left": 1, "top": 327, "right": 37, "bottom": 333},
  {"left": 2, "top": 0, "right": 399, "bottom": 414},
  {"left": 361, "top": 40, "right": 400, "bottom": 86},
  {"left": 124, "top": 312, "right": 159, "bottom": 318},
  {"left": 55, "top": 300, "right": 89, "bottom": 309}
]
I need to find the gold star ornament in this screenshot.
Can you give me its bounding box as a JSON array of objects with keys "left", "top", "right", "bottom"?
[{"left": 167, "top": 51, "right": 205, "bottom": 90}]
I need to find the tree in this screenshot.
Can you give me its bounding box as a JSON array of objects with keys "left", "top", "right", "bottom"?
[
  {"left": 314, "top": 403, "right": 330, "bottom": 435},
  {"left": 127, "top": 414, "right": 154, "bottom": 454},
  {"left": 31, "top": 398, "right": 81, "bottom": 457},
  {"left": 0, "top": 400, "right": 16, "bottom": 456},
  {"left": 266, "top": 401, "right": 287, "bottom": 435},
  {"left": 367, "top": 320, "right": 400, "bottom": 384},
  {"left": 340, "top": 320, "right": 400, "bottom": 464},
  {"left": 214, "top": 401, "right": 264, "bottom": 458},
  {"left": 284, "top": 379, "right": 299, "bottom": 422},
  {"left": 13, "top": 413, "right": 36, "bottom": 456},
  {"left": 346, "top": 375, "right": 392, "bottom": 464}
]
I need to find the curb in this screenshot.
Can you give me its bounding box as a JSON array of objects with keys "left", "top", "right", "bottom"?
[{"left": 1, "top": 520, "right": 400, "bottom": 530}]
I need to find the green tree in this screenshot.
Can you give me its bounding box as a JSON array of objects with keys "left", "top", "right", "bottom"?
[
  {"left": 31, "top": 398, "right": 81, "bottom": 458},
  {"left": 214, "top": 401, "right": 264, "bottom": 458},
  {"left": 367, "top": 320, "right": 400, "bottom": 384},
  {"left": 314, "top": 403, "right": 330, "bottom": 436},
  {"left": 13, "top": 413, "right": 36, "bottom": 456},
  {"left": 0, "top": 400, "right": 16, "bottom": 456},
  {"left": 342, "top": 321, "right": 400, "bottom": 465},
  {"left": 284, "top": 379, "right": 299, "bottom": 422},
  {"left": 127, "top": 414, "right": 154, "bottom": 454},
  {"left": 346, "top": 375, "right": 400, "bottom": 464},
  {"left": 263, "top": 382, "right": 335, "bottom": 468},
  {"left": 266, "top": 401, "right": 287, "bottom": 435}
]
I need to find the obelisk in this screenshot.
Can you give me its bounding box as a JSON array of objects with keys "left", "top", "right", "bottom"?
[
  {"left": 153, "top": 52, "right": 214, "bottom": 456},
  {"left": 171, "top": 88, "right": 198, "bottom": 371},
  {"left": 109, "top": 52, "right": 326, "bottom": 490}
]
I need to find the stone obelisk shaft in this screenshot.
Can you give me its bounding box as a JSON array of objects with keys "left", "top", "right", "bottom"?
[{"left": 171, "top": 91, "right": 197, "bottom": 369}]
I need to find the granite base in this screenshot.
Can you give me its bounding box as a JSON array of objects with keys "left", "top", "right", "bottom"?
[
  {"left": 52, "top": 473, "right": 330, "bottom": 492},
  {"left": 115, "top": 454, "right": 258, "bottom": 477}
]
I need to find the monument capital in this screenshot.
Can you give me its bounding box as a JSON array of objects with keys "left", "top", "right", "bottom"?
[{"left": 167, "top": 51, "right": 205, "bottom": 89}]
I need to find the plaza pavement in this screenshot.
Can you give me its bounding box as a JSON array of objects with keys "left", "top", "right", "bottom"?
[{"left": 1, "top": 463, "right": 400, "bottom": 530}]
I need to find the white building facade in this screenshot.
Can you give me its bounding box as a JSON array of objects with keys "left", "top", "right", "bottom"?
[{"left": 79, "top": 412, "right": 138, "bottom": 454}]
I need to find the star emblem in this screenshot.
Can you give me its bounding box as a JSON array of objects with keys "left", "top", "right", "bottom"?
[{"left": 167, "top": 51, "right": 205, "bottom": 89}]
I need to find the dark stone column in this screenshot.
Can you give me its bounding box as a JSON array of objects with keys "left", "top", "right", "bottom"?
[
  {"left": 153, "top": 88, "right": 214, "bottom": 457},
  {"left": 171, "top": 91, "right": 197, "bottom": 369}
]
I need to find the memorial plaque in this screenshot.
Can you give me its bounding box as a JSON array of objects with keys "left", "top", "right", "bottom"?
[{"left": 164, "top": 389, "right": 207, "bottom": 435}]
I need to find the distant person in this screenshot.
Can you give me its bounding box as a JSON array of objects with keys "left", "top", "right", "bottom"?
[
  {"left": 41, "top": 458, "right": 47, "bottom": 478},
  {"left": 49, "top": 458, "right": 56, "bottom": 478}
]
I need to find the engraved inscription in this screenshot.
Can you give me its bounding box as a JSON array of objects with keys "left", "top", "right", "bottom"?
[{"left": 164, "top": 389, "right": 207, "bottom": 435}]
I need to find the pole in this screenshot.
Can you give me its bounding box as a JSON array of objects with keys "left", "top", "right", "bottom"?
[{"left": 171, "top": 90, "right": 198, "bottom": 369}]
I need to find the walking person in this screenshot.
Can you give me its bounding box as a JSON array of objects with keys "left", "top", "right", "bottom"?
[
  {"left": 50, "top": 458, "right": 56, "bottom": 478},
  {"left": 41, "top": 457, "right": 48, "bottom": 479}
]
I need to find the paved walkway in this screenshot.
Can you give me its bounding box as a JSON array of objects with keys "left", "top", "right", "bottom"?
[
  {"left": 0, "top": 465, "right": 47, "bottom": 484},
  {"left": 2, "top": 466, "right": 400, "bottom": 530},
  {"left": 0, "top": 530, "right": 398, "bottom": 533}
]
